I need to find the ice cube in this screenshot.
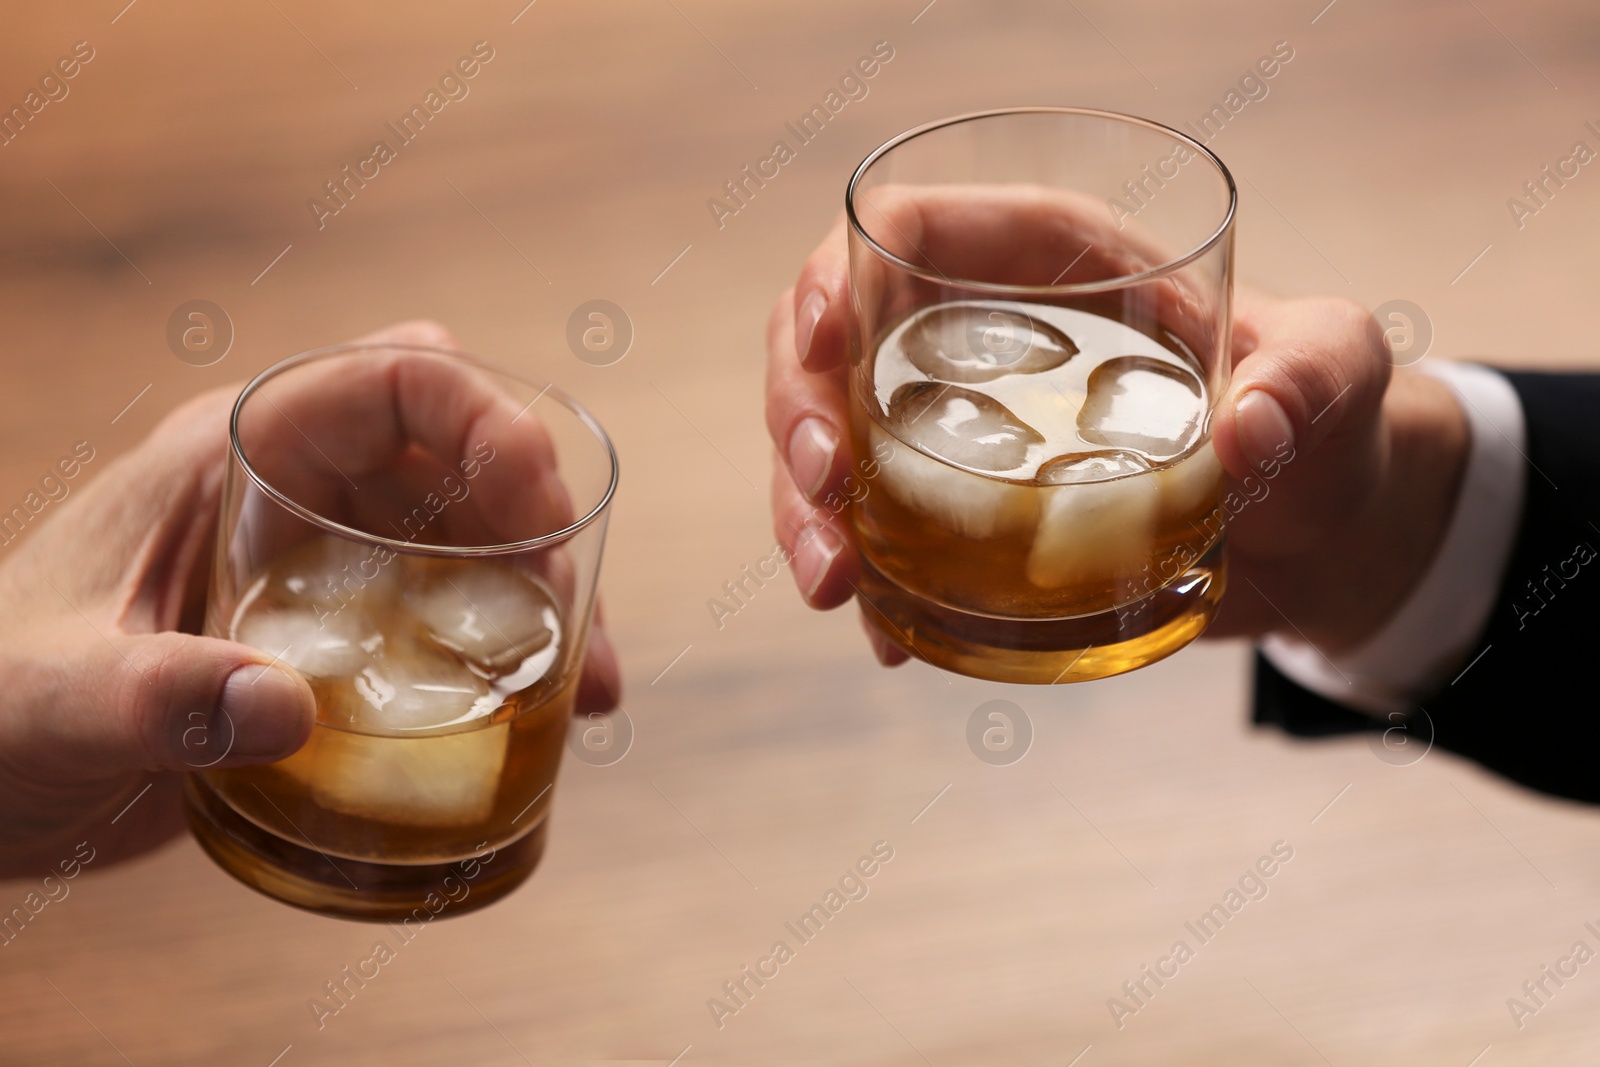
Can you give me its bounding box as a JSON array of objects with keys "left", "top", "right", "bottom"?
[
  {"left": 283, "top": 725, "right": 510, "bottom": 828},
  {"left": 1036, "top": 450, "right": 1151, "bottom": 485},
  {"left": 901, "top": 303, "right": 1078, "bottom": 383},
  {"left": 233, "top": 600, "right": 373, "bottom": 678},
  {"left": 407, "top": 563, "right": 558, "bottom": 675},
  {"left": 1156, "top": 440, "right": 1225, "bottom": 521},
  {"left": 1027, "top": 473, "right": 1160, "bottom": 591},
  {"left": 1078, "top": 356, "right": 1204, "bottom": 459},
  {"left": 870, "top": 423, "right": 1036, "bottom": 539},
  {"left": 888, "top": 381, "right": 1043, "bottom": 475},
  {"left": 330, "top": 638, "right": 495, "bottom": 733},
  {"left": 275, "top": 535, "right": 400, "bottom": 609}
]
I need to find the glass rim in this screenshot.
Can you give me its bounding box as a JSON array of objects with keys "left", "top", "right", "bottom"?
[
  {"left": 845, "top": 105, "right": 1238, "bottom": 296},
  {"left": 229, "top": 342, "right": 619, "bottom": 558}
]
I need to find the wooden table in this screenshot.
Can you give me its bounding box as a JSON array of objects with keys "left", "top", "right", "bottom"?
[{"left": 4, "top": 1, "right": 1599, "bottom": 1062}]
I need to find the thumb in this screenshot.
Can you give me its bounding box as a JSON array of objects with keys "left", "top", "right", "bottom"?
[
  {"left": 1211, "top": 297, "right": 1391, "bottom": 552},
  {"left": 77, "top": 633, "right": 315, "bottom": 773}
]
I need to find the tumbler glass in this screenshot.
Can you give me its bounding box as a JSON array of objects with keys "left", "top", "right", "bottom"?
[
  {"left": 185, "top": 342, "right": 616, "bottom": 920},
  {"left": 846, "top": 107, "right": 1237, "bottom": 683}
]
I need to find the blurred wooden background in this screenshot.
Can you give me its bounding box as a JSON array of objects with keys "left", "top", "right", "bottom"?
[{"left": 3, "top": 0, "right": 1600, "bottom": 1064}]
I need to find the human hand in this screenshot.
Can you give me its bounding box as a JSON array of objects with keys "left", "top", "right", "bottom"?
[
  {"left": 765, "top": 212, "right": 1469, "bottom": 665},
  {"left": 0, "top": 321, "right": 620, "bottom": 878}
]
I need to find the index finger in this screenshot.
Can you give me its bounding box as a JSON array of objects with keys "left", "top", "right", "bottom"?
[{"left": 792, "top": 212, "right": 852, "bottom": 372}]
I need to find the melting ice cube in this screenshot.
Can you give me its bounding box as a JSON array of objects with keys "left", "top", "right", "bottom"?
[
  {"left": 277, "top": 634, "right": 509, "bottom": 828},
  {"left": 1027, "top": 475, "right": 1160, "bottom": 592},
  {"left": 331, "top": 638, "right": 495, "bottom": 733},
  {"left": 1036, "top": 450, "right": 1151, "bottom": 485},
  {"left": 1078, "top": 356, "right": 1204, "bottom": 460},
  {"left": 274, "top": 535, "right": 400, "bottom": 608},
  {"left": 407, "top": 563, "right": 558, "bottom": 676},
  {"left": 233, "top": 601, "right": 373, "bottom": 678},
  {"left": 888, "top": 381, "right": 1044, "bottom": 475},
  {"left": 281, "top": 725, "right": 510, "bottom": 828},
  {"left": 901, "top": 303, "right": 1078, "bottom": 383},
  {"left": 871, "top": 424, "right": 1038, "bottom": 539},
  {"left": 1156, "top": 440, "right": 1225, "bottom": 520}
]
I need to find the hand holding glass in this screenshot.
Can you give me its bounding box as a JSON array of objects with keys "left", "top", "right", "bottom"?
[
  {"left": 185, "top": 343, "right": 616, "bottom": 920},
  {"left": 846, "top": 108, "right": 1237, "bottom": 683}
]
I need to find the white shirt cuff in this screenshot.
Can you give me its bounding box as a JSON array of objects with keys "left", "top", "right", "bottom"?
[{"left": 1259, "top": 361, "right": 1526, "bottom": 715}]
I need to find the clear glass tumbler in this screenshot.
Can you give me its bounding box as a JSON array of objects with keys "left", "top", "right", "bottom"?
[
  {"left": 847, "top": 107, "right": 1237, "bottom": 684},
  {"left": 184, "top": 342, "right": 617, "bottom": 921}
]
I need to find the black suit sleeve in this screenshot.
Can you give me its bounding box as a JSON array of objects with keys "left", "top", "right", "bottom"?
[{"left": 1253, "top": 371, "right": 1600, "bottom": 803}]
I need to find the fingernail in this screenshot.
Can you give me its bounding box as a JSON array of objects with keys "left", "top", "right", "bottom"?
[
  {"left": 1235, "top": 389, "right": 1295, "bottom": 471},
  {"left": 219, "top": 664, "right": 312, "bottom": 761},
  {"left": 795, "top": 290, "right": 828, "bottom": 367},
  {"left": 788, "top": 418, "right": 838, "bottom": 501},
  {"left": 794, "top": 527, "right": 842, "bottom": 603}
]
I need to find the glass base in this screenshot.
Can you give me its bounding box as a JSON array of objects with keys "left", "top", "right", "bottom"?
[
  {"left": 184, "top": 774, "right": 544, "bottom": 922},
  {"left": 856, "top": 543, "right": 1227, "bottom": 684}
]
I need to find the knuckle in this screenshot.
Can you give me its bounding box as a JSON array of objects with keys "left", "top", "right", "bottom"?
[
  {"left": 1312, "top": 297, "right": 1387, "bottom": 357},
  {"left": 763, "top": 383, "right": 791, "bottom": 447},
  {"left": 776, "top": 476, "right": 841, "bottom": 551},
  {"left": 1314, "top": 297, "right": 1390, "bottom": 399},
  {"left": 1269, "top": 338, "right": 1348, "bottom": 423},
  {"left": 118, "top": 634, "right": 194, "bottom": 762},
  {"left": 1320, "top": 295, "right": 1370, "bottom": 325},
  {"left": 770, "top": 466, "right": 804, "bottom": 540},
  {"left": 766, "top": 287, "right": 795, "bottom": 355},
  {"left": 386, "top": 318, "right": 458, "bottom": 349},
  {"left": 794, "top": 261, "right": 827, "bottom": 302},
  {"left": 1272, "top": 297, "right": 1390, "bottom": 402},
  {"left": 404, "top": 316, "right": 451, "bottom": 339},
  {"left": 796, "top": 243, "right": 846, "bottom": 301},
  {"left": 763, "top": 405, "right": 780, "bottom": 449}
]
